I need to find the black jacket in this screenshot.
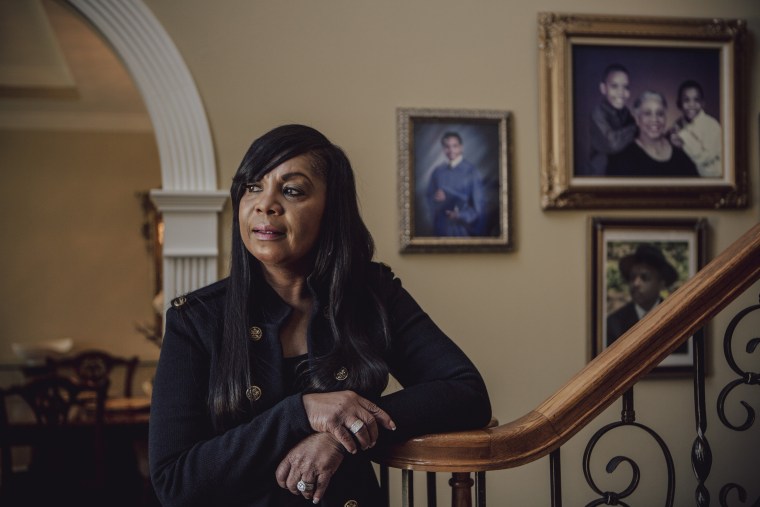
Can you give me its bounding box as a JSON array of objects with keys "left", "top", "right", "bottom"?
[
  {"left": 606, "top": 301, "right": 640, "bottom": 347},
  {"left": 149, "top": 262, "right": 491, "bottom": 506}
]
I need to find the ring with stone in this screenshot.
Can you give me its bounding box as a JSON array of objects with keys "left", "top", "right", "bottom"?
[
  {"left": 349, "top": 419, "right": 364, "bottom": 434},
  {"left": 297, "top": 480, "right": 314, "bottom": 493}
]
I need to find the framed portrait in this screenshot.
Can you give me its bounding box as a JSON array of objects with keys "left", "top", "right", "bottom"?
[
  {"left": 590, "top": 217, "right": 707, "bottom": 376},
  {"left": 397, "top": 108, "right": 512, "bottom": 253},
  {"left": 538, "top": 13, "right": 748, "bottom": 209}
]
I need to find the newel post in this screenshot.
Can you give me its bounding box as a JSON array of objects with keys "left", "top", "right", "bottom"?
[{"left": 449, "top": 472, "right": 474, "bottom": 507}]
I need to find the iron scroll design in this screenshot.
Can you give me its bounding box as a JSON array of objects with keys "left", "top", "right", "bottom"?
[
  {"left": 716, "top": 296, "right": 760, "bottom": 507},
  {"left": 719, "top": 484, "right": 757, "bottom": 507},
  {"left": 717, "top": 297, "right": 760, "bottom": 431},
  {"left": 582, "top": 389, "right": 675, "bottom": 507}
]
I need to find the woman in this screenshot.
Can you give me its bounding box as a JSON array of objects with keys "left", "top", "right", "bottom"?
[
  {"left": 149, "top": 124, "right": 492, "bottom": 506},
  {"left": 607, "top": 91, "right": 699, "bottom": 177}
]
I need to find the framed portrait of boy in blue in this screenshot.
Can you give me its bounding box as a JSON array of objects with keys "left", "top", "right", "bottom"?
[
  {"left": 397, "top": 108, "right": 512, "bottom": 253},
  {"left": 538, "top": 13, "right": 747, "bottom": 210}
]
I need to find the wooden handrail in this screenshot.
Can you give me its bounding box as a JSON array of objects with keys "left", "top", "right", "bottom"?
[{"left": 376, "top": 223, "right": 760, "bottom": 472}]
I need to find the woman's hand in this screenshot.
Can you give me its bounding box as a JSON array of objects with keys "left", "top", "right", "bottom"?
[
  {"left": 275, "top": 433, "right": 344, "bottom": 504},
  {"left": 302, "top": 391, "right": 396, "bottom": 454}
]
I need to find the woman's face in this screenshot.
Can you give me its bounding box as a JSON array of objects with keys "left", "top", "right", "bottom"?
[
  {"left": 238, "top": 154, "right": 327, "bottom": 275},
  {"left": 635, "top": 97, "right": 667, "bottom": 141}
]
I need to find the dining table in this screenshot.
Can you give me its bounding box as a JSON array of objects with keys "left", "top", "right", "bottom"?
[{"left": 3, "top": 393, "right": 156, "bottom": 506}]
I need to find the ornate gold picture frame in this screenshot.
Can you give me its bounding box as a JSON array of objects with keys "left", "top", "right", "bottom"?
[
  {"left": 397, "top": 108, "right": 512, "bottom": 253},
  {"left": 538, "top": 13, "right": 747, "bottom": 209}
]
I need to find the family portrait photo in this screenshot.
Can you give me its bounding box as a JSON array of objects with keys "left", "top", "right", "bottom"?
[
  {"left": 573, "top": 44, "right": 722, "bottom": 179},
  {"left": 537, "top": 14, "right": 747, "bottom": 209},
  {"left": 397, "top": 108, "right": 511, "bottom": 253}
]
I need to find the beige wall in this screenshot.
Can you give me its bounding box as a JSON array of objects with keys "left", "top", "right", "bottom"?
[
  {"left": 0, "top": 0, "right": 161, "bottom": 393},
  {"left": 2, "top": 0, "right": 759, "bottom": 504},
  {"left": 0, "top": 130, "right": 162, "bottom": 366}
]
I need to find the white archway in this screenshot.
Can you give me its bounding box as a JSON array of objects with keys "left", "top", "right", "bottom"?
[{"left": 66, "top": 0, "right": 227, "bottom": 308}]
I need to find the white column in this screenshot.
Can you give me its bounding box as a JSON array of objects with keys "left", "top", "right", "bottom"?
[{"left": 150, "top": 190, "right": 228, "bottom": 302}]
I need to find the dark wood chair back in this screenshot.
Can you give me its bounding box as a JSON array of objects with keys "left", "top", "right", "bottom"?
[
  {"left": 0, "top": 375, "right": 108, "bottom": 506},
  {"left": 45, "top": 349, "right": 139, "bottom": 397}
]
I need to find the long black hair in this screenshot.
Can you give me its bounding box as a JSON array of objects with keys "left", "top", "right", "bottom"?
[{"left": 210, "top": 124, "right": 390, "bottom": 431}]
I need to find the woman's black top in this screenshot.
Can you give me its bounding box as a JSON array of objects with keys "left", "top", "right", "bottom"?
[
  {"left": 607, "top": 140, "right": 699, "bottom": 177},
  {"left": 149, "top": 262, "right": 491, "bottom": 507}
]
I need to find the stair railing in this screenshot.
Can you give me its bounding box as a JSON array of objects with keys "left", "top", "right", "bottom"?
[{"left": 373, "top": 222, "right": 760, "bottom": 506}]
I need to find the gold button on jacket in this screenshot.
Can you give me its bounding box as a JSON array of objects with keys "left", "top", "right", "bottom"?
[
  {"left": 334, "top": 366, "right": 349, "bottom": 381},
  {"left": 245, "top": 385, "right": 262, "bottom": 401},
  {"left": 171, "top": 296, "right": 187, "bottom": 308},
  {"left": 248, "top": 326, "right": 263, "bottom": 341}
]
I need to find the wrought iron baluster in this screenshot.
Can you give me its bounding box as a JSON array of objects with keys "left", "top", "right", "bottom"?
[
  {"left": 380, "top": 464, "right": 389, "bottom": 506},
  {"left": 402, "top": 469, "right": 414, "bottom": 507},
  {"left": 716, "top": 296, "right": 760, "bottom": 507},
  {"left": 717, "top": 297, "right": 760, "bottom": 432},
  {"left": 550, "top": 448, "right": 562, "bottom": 507},
  {"left": 692, "top": 328, "right": 712, "bottom": 507},
  {"left": 582, "top": 388, "right": 675, "bottom": 507},
  {"left": 427, "top": 472, "right": 437, "bottom": 507},
  {"left": 475, "top": 471, "right": 486, "bottom": 507}
]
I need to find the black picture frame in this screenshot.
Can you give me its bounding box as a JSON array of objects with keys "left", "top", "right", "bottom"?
[{"left": 590, "top": 217, "right": 708, "bottom": 376}]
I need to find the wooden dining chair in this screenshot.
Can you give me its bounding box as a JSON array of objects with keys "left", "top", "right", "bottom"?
[
  {"left": 45, "top": 349, "right": 139, "bottom": 397},
  {"left": 0, "top": 375, "right": 108, "bottom": 506}
]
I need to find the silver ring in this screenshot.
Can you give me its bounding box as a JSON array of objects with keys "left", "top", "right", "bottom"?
[
  {"left": 349, "top": 419, "right": 364, "bottom": 434},
  {"left": 297, "top": 480, "right": 314, "bottom": 493}
]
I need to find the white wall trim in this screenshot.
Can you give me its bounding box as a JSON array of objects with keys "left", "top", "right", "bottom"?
[
  {"left": 66, "top": 0, "right": 227, "bottom": 307},
  {"left": 149, "top": 190, "right": 229, "bottom": 213}
]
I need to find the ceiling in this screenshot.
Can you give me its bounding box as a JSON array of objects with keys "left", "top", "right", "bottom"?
[{"left": 0, "top": 0, "right": 151, "bottom": 131}]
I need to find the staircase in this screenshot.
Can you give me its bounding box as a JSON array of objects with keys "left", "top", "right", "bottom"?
[{"left": 373, "top": 223, "right": 760, "bottom": 506}]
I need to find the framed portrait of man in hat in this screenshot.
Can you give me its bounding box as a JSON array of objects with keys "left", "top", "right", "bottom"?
[{"left": 590, "top": 217, "right": 707, "bottom": 375}]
